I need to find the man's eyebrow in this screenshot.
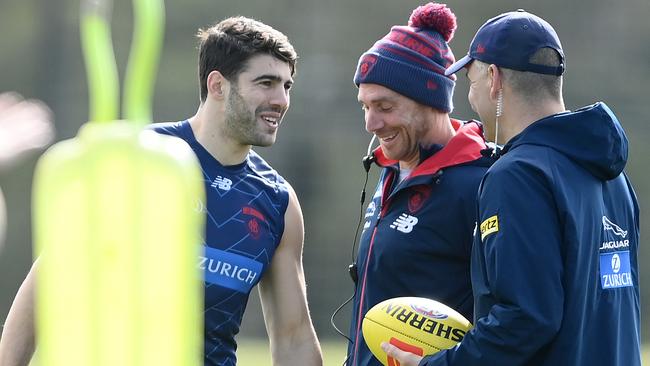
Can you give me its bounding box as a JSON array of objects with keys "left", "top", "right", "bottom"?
[
  {"left": 251, "top": 74, "right": 292, "bottom": 83},
  {"left": 361, "top": 96, "right": 397, "bottom": 104}
]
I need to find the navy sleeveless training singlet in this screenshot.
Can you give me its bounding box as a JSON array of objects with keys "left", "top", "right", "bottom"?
[{"left": 152, "top": 121, "right": 289, "bottom": 365}]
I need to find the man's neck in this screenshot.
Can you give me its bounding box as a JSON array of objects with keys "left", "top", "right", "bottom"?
[
  {"left": 427, "top": 113, "right": 455, "bottom": 147},
  {"left": 499, "top": 97, "right": 566, "bottom": 144},
  {"left": 189, "top": 103, "right": 251, "bottom": 166},
  {"left": 399, "top": 113, "right": 455, "bottom": 170}
]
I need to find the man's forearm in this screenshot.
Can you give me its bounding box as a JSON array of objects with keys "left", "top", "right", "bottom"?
[
  {"left": 0, "top": 264, "right": 37, "bottom": 366},
  {"left": 271, "top": 328, "right": 322, "bottom": 366}
]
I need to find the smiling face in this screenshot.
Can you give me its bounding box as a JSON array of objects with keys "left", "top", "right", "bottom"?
[
  {"left": 223, "top": 54, "right": 294, "bottom": 147},
  {"left": 358, "top": 83, "right": 431, "bottom": 169}
]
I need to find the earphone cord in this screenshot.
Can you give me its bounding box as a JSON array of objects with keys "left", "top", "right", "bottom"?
[
  {"left": 329, "top": 164, "right": 372, "bottom": 365},
  {"left": 351, "top": 170, "right": 370, "bottom": 261}
]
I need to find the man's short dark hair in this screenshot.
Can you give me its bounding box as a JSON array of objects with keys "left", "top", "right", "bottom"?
[
  {"left": 196, "top": 16, "right": 298, "bottom": 102},
  {"left": 501, "top": 47, "right": 563, "bottom": 100}
]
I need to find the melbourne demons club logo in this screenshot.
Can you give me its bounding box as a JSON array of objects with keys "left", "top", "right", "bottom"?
[
  {"left": 248, "top": 219, "right": 261, "bottom": 239},
  {"left": 408, "top": 186, "right": 431, "bottom": 213},
  {"left": 359, "top": 54, "right": 378, "bottom": 77},
  {"left": 243, "top": 206, "right": 266, "bottom": 240}
]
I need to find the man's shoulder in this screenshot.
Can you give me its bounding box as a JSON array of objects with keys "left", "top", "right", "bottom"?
[
  {"left": 436, "top": 157, "right": 492, "bottom": 193},
  {"left": 147, "top": 121, "right": 188, "bottom": 138},
  {"left": 246, "top": 150, "right": 290, "bottom": 193},
  {"left": 493, "top": 144, "right": 555, "bottom": 173},
  {"left": 480, "top": 146, "right": 560, "bottom": 200}
]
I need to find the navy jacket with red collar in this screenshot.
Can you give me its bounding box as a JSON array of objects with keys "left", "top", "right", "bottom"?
[{"left": 347, "top": 120, "right": 493, "bottom": 366}]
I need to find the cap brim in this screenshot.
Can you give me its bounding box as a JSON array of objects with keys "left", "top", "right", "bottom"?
[{"left": 445, "top": 55, "right": 473, "bottom": 76}]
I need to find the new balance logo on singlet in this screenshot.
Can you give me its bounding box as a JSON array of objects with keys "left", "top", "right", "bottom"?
[
  {"left": 211, "top": 176, "right": 232, "bottom": 191},
  {"left": 390, "top": 213, "right": 419, "bottom": 233}
]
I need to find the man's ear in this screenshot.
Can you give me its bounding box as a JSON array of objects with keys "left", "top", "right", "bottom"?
[
  {"left": 487, "top": 64, "right": 503, "bottom": 102},
  {"left": 206, "top": 70, "right": 229, "bottom": 100}
]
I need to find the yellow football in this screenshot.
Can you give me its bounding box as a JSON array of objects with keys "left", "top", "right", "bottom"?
[{"left": 362, "top": 297, "right": 472, "bottom": 366}]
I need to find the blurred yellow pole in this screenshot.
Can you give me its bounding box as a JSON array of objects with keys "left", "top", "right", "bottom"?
[
  {"left": 33, "top": 123, "right": 204, "bottom": 365},
  {"left": 35, "top": 0, "right": 203, "bottom": 362}
]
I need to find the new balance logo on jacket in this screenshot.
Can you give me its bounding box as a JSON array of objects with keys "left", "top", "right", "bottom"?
[{"left": 389, "top": 213, "right": 419, "bottom": 233}]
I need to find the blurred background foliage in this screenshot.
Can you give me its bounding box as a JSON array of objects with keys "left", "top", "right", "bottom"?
[{"left": 1, "top": 0, "right": 648, "bottom": 348}]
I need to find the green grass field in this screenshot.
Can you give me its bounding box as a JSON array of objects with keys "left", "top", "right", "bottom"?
[
  {"left": 237, "top": 338, "right": 650, "bottom": 366},
  {"left": 29, "top": 338, "right": 650, "bottom": 365},
  {"left": 237, "top": 338, "right": 348, "bottom": 365}
]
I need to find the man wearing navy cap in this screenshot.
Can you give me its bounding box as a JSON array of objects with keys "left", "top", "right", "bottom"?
[{"left": 383, "top": 9, "right": 641, "bottom": 366}]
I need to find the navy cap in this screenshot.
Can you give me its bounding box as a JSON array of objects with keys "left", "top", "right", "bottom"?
[{"left": 445, "top": 10, "right": 565, "bottom": 76}]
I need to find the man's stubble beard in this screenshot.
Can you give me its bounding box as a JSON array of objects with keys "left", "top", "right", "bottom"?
[{"left": 223, "top": 84, "right": 275, "bottom": 147}]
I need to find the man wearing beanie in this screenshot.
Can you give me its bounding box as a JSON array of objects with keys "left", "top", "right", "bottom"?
[
  {"left": 345, "top": 3, "right": 493, "bottom": 366},
  {"left": 385, "top": 10, "right": 641, "bottom": 366}
]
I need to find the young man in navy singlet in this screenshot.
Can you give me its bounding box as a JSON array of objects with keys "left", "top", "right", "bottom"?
[
  {"left": 152, "top": 17, "right": 322, "bottom": 366},
  {"left": 0, "top": 17, "right": 323, "bottom": 366}
]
